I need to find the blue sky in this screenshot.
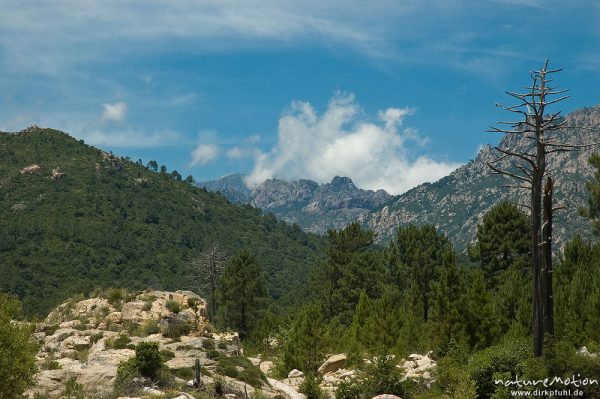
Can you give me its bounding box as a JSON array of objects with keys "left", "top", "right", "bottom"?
[{"left": 1, "top": 0, "right": 599, "bottom": 194}]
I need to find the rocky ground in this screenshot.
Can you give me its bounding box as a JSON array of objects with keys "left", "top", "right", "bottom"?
[{"left": 26, "top": 290, "right": 437, "bottom": 399}]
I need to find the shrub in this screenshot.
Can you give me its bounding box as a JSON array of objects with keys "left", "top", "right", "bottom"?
[
  {"left": 361, "top": 355, "right": 406, "bottom": 398},
  {"left": 207, "top": 349, "right": 221, "bottom": 360},
  {"left": 160, "top": 349, "right": 176, "bottom": 362},
  {"left": 202, "top": 338, "right": 215, "bottom": 350},
  {"left": 468, "top": 338, "right": 530, "bottom": 399},
  {"left": 218, "top": 340, "right": 228, "bottom": 350},
  {"left": 161, "top": 318, "right": 192, "bottom": 339},
  {"left": 165, "top": 300, "right": 180, "bottom": 314},
  {"left": 216, "top": 356, "right": 267, "bottom": 388},
  {"left": 42, "top": 324, "right": 59, "bottom": 335},
  {"left": 299, "top": 373, "right": 326, "bottom": 399},
  {"left": 0, "top": 293, "right": 38, "bottom": 399},
  {"left": 172, "top": 367, "right": 195, "bottom": 380},
  {"left": 63, "top": 377, "right": 86, "bottom": 399},
  {"left": 141, "top": 318, "right": 161, "bottom": 336},
  {"left": 90, "top": 332, "right": 104, "bottom": 345},
  {"left": 41, "top": 357, "right": 62, "bottom": 370},
  {"left": 142, "top": 301, "right": 152, "bottom": 311},
  {"left": 335, "top": 379, "right": 362, "bottom": 399},
  {"left": 188, "top": 298, "right": 198, "bottom": 307},
  {"left": 107, "top": 334, "right": 132, "bottom": 349},
  {"left": 107, "top": 288, "right": 126, "bottom": 305},
  {"left": 115, "top": 341, "right": 167, "bottom": 395},
  {"left": 136, "top": 342, "right": 163, "bottom": 379}
]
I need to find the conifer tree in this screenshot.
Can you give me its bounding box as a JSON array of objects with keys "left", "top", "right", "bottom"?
[
  {"left": 315, "top": 222, "right": 385, "bottom": 325},
  {"left": 387, "top": 225, "right": 452, "bottom": 321},
  {"left": 469, "top": 201, "right": 530, "bottom": 287},
  {"left": 217, "top": 250, "right": 267, "bottom": 340},
  {"left": 430, "top": 249, "right": 466, "bottom": 348},
  {"left": 463, "top": 269, "right": 497, "bottom": 350},
  {"left": 282, "top": 304, "right": 327, "bottom": 373}
]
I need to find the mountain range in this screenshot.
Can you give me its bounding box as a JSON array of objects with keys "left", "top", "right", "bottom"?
[
  {"left": 200, "top": 106, "right": 600, "bottom": 250},
  {"left": 198, "top": 174, "right": 393, "bottom": 234}
]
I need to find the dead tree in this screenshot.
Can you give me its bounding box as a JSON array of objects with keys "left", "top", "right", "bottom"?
[
  {"left": 488, "top": 60, "right": 599, "bottom": 356},
  {"left": 187, "top": 243, "right": 229, "bottom": 321}
]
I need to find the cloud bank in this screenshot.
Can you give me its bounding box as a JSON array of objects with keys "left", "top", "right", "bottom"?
[{"left": 247, "top": 94, "right": 460, "bottom": 195}]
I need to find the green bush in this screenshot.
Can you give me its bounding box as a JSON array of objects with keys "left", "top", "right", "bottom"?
[
  {"left": 161, "top": 318, "right": 192, "bottom": 339},
  {"left": 202, "top": 338, "right": 215, "bottom": 350},
  {"left": 218, "top": 340, "right": 228, "bottom": 350},
  {"left": 63, "top": 377, "right": 86, "bottom": 399},
  {"left": 468, "top": 338, "right": 530, "bottom": 399},
  {"left": 142, "top": 301, "right": 152, "bottom": 311},
  {"left": 207, "top": 349, "right": 221, "bottom": 359},
  {"left": 0, "top": 293, "right": 38, "bottom": 398},
  {"left": 136, "top": 342, "right": 163, "bottom": 379},
  {"left": 165, "top": 300, "right": 180, "bottom": 314},
  {"left": 115, "top": 341, "right": 167, "bottom": 395},
  {"left": 335, "top": 379, "right": 362, "bottom": 399},
  {"left": 160, "top": 349, "right": 176, "bottom": 362},
  {"left": 299, "top": 373, "right": 326, "bottom": 399},
  {"left": 42, "top": 324, "right": 59, "bottom": 335},
  {"left": 90, "top": 332, "right": 104, "bottom": 344},
  {"left": 107, "top": 334, "right": 132, "bottom": 349},
  {"left": 188, "top": 298, "right": 198, "bottom": 307},
  {"left": 216, "top": 356, "right": 267, "bottom": 388},
  {"left": 141, "top": 318, "right": 161, "bottom": 336}
]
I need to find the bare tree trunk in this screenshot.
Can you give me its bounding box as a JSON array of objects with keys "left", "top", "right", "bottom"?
[
  {"left": 532, "top": 142, "right": 544, "bottom": 357},
  {"left": 542, "top": 177, "right": 554, "bottom": 336}
]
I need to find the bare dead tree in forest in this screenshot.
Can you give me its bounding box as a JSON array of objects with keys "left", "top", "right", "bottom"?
[
  {"left": 488, "top": 60, "right": 599, "bottom": 356},
  {"left": 187, "top": 243, "right": 229, "bottom": 321}
]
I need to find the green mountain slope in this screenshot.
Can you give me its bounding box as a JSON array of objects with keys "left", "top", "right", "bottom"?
[{"left": 0, "top": 127, "right": 323, "bottom": 315}]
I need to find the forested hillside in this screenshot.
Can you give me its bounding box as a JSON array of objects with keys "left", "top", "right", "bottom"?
[{"left": 0, "top": 127, "right": 323, "bottom": 316}]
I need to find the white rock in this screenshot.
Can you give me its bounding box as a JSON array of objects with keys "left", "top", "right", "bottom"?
[
  {"left": 142, "top": 387, "right": 163, "bottom": 395},
  {"left": 318, "top": 354, "right": 346, "bottom": 375},
  {"left": 288, "top": 369, "right": 304, "bottom": 378},
  {"left": 260, "top": 360, "right": 274, "bottom": 375}
]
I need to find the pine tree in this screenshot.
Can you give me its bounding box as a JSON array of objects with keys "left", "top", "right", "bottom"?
[
  {"left": 386, "top": 225, "right": 452, "bottom": 321},
  {"left": 469, "top": 201, "right": 530, "bottom": 287},
  {"left": 217, "top": 250, "right": 268, "bottom": 340},
  {"left": 429, "top": 249, "right": 466, "bottom": 349},
  {"left": 463, "top": 269, "right": 497, "bottom": 350},
  {"left": 314, "top": 222, "right": 385, "bottom": 325},
  {"left": 282, "top": 304, "right": 327, "bottom": 373},
  {"left": 580, "top": 154, "right": 600, "bottom": 235}
]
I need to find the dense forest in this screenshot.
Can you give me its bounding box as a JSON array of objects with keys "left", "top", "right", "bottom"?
[{"left": 0, "top": 128, "right": 323, "bottom": 316}]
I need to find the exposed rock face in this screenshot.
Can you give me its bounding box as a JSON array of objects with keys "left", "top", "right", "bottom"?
[
  {"left": 198, "top": 175, "right": 392, "bottom": 234},
  {"left": 364, "top": 106, "right": 600, "bottom": 250}
]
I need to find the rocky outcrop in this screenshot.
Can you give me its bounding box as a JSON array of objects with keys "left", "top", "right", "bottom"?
[
  {"left": 27, "top": 290, "right": 268, "bottom": 398},
  {"left": 198, "top": 175, "right": 392, "bottom": 234}
]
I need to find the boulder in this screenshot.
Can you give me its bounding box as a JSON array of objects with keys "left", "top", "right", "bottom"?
[
  {"left": 371, "top": 395, "right": 402, "bottom": 399},
  {"left": 20, "top": 164, "right": 41, "bottom": 174},
  {"left": 142, "top": 387, "right": 163, "bottom": 395},
  {"left": 260, "top": 361, "right": 274, "bottom": 375},
  {"left": 62, "top": 335, "right": 90, "bottom": 351},
  {"left": 288, "top": 369, "right": 304, "bottom": 378},
  {"left": 318, "top": 354, "right": 346, "bottom": 375},
  {"left": 107, "top": 311, "right": 123, "bottom": 324},
  {"left": 51, "top": 167, "right": 65, "bottom": 180}
]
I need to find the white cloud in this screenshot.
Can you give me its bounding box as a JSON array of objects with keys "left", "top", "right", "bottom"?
[
  {"left": 247, "top": 94, "right": 461, "bottom": 194},
  {"left": 102, "top": 102, "right": 128, "bottom": 122},
  {"left": 191, "top": 143, "right": 219, "bottom": 166},
  {"left": 226, "top": 147, "right": 244, "bottom": 160}
]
